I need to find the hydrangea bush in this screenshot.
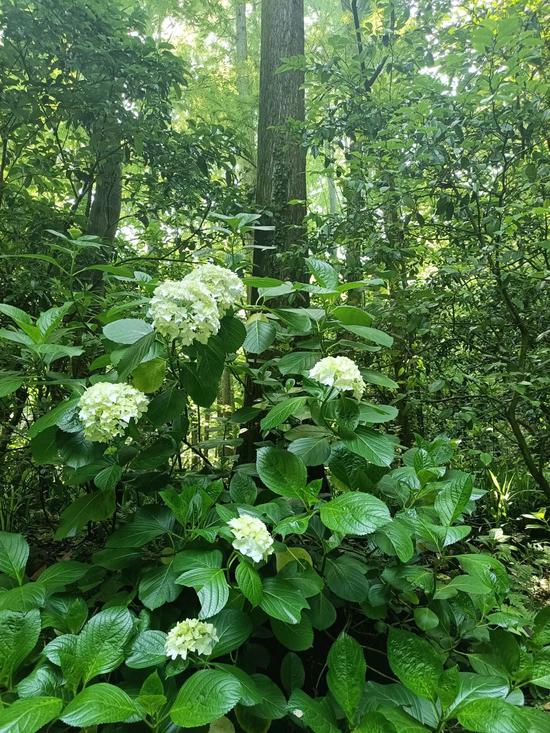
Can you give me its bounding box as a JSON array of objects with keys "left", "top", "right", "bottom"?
[{"left": 0, "top": 257, "right": 548, "bottom": 732}]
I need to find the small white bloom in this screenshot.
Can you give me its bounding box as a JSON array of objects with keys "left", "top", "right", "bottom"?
[
  {"left": 309, "top": 356, "right": 365, "bottom": 399},
  {"left": 292, "top": 709, "right": 304, "bottom": 718},
  {"left": 148, "top": 279, "right": 220, "bottom": 345},
  {"left": 183, "top": 264, "right": 245, "bottom": 316},
  {"left": 78, "top": 382, "right": 148, "bottom": 442},
  {"left": 228, "top": 514, "right": 274, "bottom": 563},
  {"left": 164, "top": 618, "right": 219, "bottom": 661}
]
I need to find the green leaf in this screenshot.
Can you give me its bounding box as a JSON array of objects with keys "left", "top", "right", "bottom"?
[
  {"left": 61, "top": 683, "right": 140, "bottom": 726},
  {"left": 271, "top": 615, "right": 313, "bottom": 651},
  {"left": 0, "top": 584, "right": 45, "bottom": 612},
  {"left": 376, "top": 518, "right": 414, "bottom": 562},
  {"left": 387, "top": 629, "right": 443, "bottom": 701},
  {"left": 359, "top": 403, "right": 399, "bottom": 424},
  {"left": 126, "top": 630, "right": 168, "bottom": 669},
  {"left": 273, "top": 309, "right": 312, "bottom": 333},
  {"left": 147, "top": 385, "right": 186, "bottom": 426},
  {"left": 210, "top": 609, "right": 253, "bottom": 658},
  {"left": 362, "top": 370, "right": 399, "bottom": 389},
  {"left": 332, "top": 305, "right": 373, "bottom": 326},
  {"left": 532, "top": 606, "right": 550, "bottom": 647},
  {"left": 281, "top": 652, "right": 305, "bottom": 693},
  {"left": 434, "top": 474, "right": 473, "bottom": 525},
  {"left": 288, "top": 437, "right": 331, "bottom": 466},
  {"left": 287, "top": 690, "right": 339, "bottom": 733},
  {"left": 236, "top": 560, "right": 263, "bottom": 606},
  {"left": 325, "top": 556, "right": 369, "bottom": 602},
  {"left": 76, "top": 607, "right": 134, "bottom": 683},
  {"left": 530, "top": 648, "right": 550, "bottom": 689},
  {"left": 37, "top": 561, "right": 89, "bottom": 593},
  {"left": 414, "top": 608, "right": 440, "bottom": 631},
  {"left": 320, "top": 492, "right": 391, "bottom": 536},
  {"left": 107, "top": 506, "right": 173, "bottom": 548},
  {"left": 327, "top": 633, "right": 366, "bottom": 723},
  {"left": 103, "top": 318, "right": 153, "bottom": 344},
  {"left": 0, "top": 532, "right": 29, "bottom": 583},
  {"left": 306, "top": 258, "right": 339, "bottom": 289},
  {"left": 116, "top": 332, "right": 156, "bottom": 380},
  {"left": 260, "top": 577, "right": 308, "bottom": 624},
  {"left": 246, "top": 674, "right": 287, "bottom": 720},
  {"left": 139, "top": 564, "right": 181, "bottom": 610},
  {"left": 278, "top": 351, "right": 322, "bottom": 375},
  {"left": 0, "top": 303, "right": 32, "bottom": 325},
  {"left": 0, "top": 372, "right": 25, "bottom": 397},
  {"left": 343, "top": 426, "right": 395, "bottom": 467},
  {"left": 256, "top": 446, "right": 307, "bottom": 498},
  {"left": 54, "top": 489, "right": 115, "bottom": 539},
  {"left": 177, "top": 565, "right": 230, "bottom": 619},
  {"left": 243, "top": 317, "right": 276, "bottom": 354},
  {"left": 28, "top": 398, "right": 80, "bottom": 439},
  {"left": 342, "top": 324, "right": 393, "bottom": 347},
  {"left": 215, "top": 664, "right": 263, "bottom": 706},
  {"left": 0, "top": 610, "right": 41, "bottom": 684},
  {"left": 260, "top": 397, "right": 309, "bottom": 431},
  {"left": 132, "top": 357, "right": 167, "bottom": 393},
  {"left": 170, "top": 670, "right": 241, "bottom": 727},
  {"left": 457, "top": 698, "right": 533, "bottom": 733},
  {"left": 93, "top": 463, "right": 123, "bottom": 491},
  {"left": 0, "top": 696, "right": 63, "bottom": 733},
  {"left": 230, "top": 473, "right": 258, "bottom": 504}
]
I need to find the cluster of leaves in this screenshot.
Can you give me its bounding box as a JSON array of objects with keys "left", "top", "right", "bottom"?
[{"left": 0, "top": 258, "right": 548, "bottom": 731}]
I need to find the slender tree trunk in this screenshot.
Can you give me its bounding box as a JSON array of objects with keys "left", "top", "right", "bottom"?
[
  {"left": 87, "top": 129, "right": 123, "bottom": 243},
  {"left": 253, "top": 0, "right": 307, "bottom": 286}
]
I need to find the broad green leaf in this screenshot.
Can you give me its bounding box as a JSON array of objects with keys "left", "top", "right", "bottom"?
[
  {"left": 243, "top": 317, "right": 276, "bottom": 353},
  {"left": 0, "top": 531, "right": 29, "bottom": 583},
  {"left": 530, "top": 648, "right": 550, "bottom": 689},
  {"left": 54, "top": 489, "right": 115, "bottom": 539},
  {"left": 278, "top": 351, "right": 321, "bottom": 375},
  {"left": 107, "top": 505, "right": 173, "bottom": 548},
  {"left": 532, "top": 606, "right": 550, "bottom": 647},
  {"left": 230, "top": 473, "right": 258, "bottom": 504},
  {"left": 260, "top": 397, "right": 309, "bottom": 431},
  {"left": 305, "top": 257, "right": 339, "bottom": 289},
  {"left": 246, "top": 674, "right": 287, "bottom": 720},
  {"left": 280, "top": 652, "right": 305, "bottom": 693},
  {"left": 132, "top": 357, "right": 166, "bottom": 393},
  {"left": 93, "top": 463, "right": 123, "bottom": 491},
  {"left": 457, "top": 698, "right": 533, "bottom": 733},
  {"left": 117, "top": 331, "right": 156, "bottom": 380},
  {"left": 327, "top": 633, "right": 366, "bottom": 722},
  {"left": 0, "top": 372, "right": 25, "bottom": 397},
  {"left": 0, "top": 696, "right": 63, "bottom": 733},
  {"left": 235, "top": 560, "right": 263, "bottom": 606},
  {"left": 147, "top": 385, "right": 186, "bottom": 426},
  {"left": 215, "top": 664, "right": 262, "bottom": 707},
  {"left": 434, "top": 474, "right": 473, "bottom": 525},
  {"left": 362, "top": 370, "right": 399, "bottom": 389},
  {"left": 0, "top": 609, "right": 41, "bottom": 684},
  {"left": 0, "top": 584, "right": 45, "bottom": 612},
  {"left": 36, "top": 561, "right": 89, "bottom": 593},
  {"left": 256, "top": 446, "right": 307, "bottom": 498},
  {"left": 359, "top": 403, "right": 399, "bottom": 424},
  {"left": 76, "top": 607, "right": 134, "bottom": 683},
  {"left": 103, "top": 318, "right": 153, "bottom": 344},
  {"left": 387, "top": 629, "right": 443, "bottom": 701},
  {"left": 170, "top": 670, "right": 241, "bottom": 727},
  {"left": 16, "top": 666, "right": 63, "bottom": 699},
  {"left": 61, "top": 683, "right": 140, "bottom": 726},
  {"left": 414, "top": 608, "right": 440, "bottom": 632},
  {"left": 288, "top": 436, "right": 331, "bottom": 466},
  {"left": 287, "top": 690, "right": 339, "bottom": 733},
  {"left": 320, "top": 492, "right": 391, "bottom": 536},
  {"left": 343, "top": 426, "right": 395, "bottom": 467},
  {"left": 126, "top": 630, "right": 167, "bottom": 669},
  {"left": 325, "top": 556, "right": 369, "bottom": 602},
  {"left": 342, "top": 324, "right": 393, "bottom": 347},
  {"left": 271, "top": 615, "right": 313, "bottom": 651},
  {"left": 332, "top": 305, "right": 373, "bottom": 326},
  {"left": 177, "top": 565, "right": 230, "bottom": 619},
  {"left": 139, "top": 564, "right": 181, "bottom": 610},
  {"left": 260, "top": 577, "right": 308, "bottom": 624},
  {"left": 210, "top": 609, "right": 253, "bottom": 658},
  {"left": 27, "top": 398, "right": 80, "bottom": 439},
  {"left": 376, "top": 518, "right": 414, "bottom": 562}
]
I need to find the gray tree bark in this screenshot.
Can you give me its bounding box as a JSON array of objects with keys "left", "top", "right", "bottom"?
[{"left": 253, "top": 0, "right": 306, "bottom": 285}]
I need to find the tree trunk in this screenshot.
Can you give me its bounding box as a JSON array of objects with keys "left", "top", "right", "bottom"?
[
  {"left": 87, "top": 131, "right": 123, "bottom": 243},
  {"left": 253, "top": 0, "right": 306, "bottom": 286}
]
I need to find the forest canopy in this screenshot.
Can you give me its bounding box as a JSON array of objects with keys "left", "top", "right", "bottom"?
[{"left": 0, "top": 1, "right": 548, "bottom": 732}]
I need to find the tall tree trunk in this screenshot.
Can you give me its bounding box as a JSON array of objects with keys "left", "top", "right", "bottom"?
[
  {"left": 253, "top": 0, "right": 306, "bottom": 286},
  {"left": 87, "top": 129, "right": 123, "bottom": 243},
  {"left": 238, "top": 0, "right": 307, "bottom": 465}
]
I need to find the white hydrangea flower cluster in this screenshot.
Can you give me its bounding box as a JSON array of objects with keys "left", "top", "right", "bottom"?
[
  {"left": 309, "top": 355, "right": 365, "bottom": 399},
  {"left": 148, "top": 264, "right": 245, "bottom": 346},
  {"left": 184, "top": 264, "right": 245, "bottom": 316},
  {"left": 147, "top": 279, "right": 221, "bottom": 345},
  {"left": 78, "top": 382, "right": 148, "bottom": 442},
  {"left": 164, "top": 618, "right": 219, "bottom": 660},
  {"left": 228, "top": 513, "right": 274, "bottom": 563}
]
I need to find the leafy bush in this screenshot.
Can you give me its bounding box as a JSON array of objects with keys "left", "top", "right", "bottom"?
[{"left": 0, "top": 258, "right": 548, "bottom": 732}]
